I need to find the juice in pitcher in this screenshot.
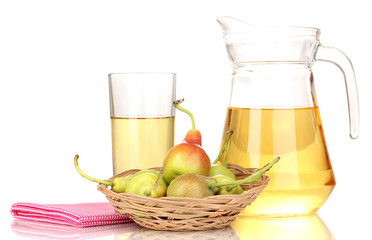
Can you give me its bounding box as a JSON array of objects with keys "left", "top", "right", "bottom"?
[{"left": 220, "top": 107, "right": 335, "bottom": 216}]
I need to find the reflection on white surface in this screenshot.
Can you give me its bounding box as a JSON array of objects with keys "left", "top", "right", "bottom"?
[
  {"left": 117, "top": 226, "right": 239, "bottom": 240},
  {"left": 11, "top": 219, "right": 141, "bottom": 239},
  {"left": 11, "top": 214, "right": 334, "bottom": 239},
  {"left": 231, "top": 214, "right": 334, "bottom": 240}
]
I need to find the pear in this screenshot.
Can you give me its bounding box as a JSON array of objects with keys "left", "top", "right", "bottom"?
[
  {"left": 166, "top": 173, "right": 217, "bottom": 198},
  {"left": 125, "top": 170, "right": 168, "bottom": 198},
  {"left": 209, "top": 164, "right": 236, "bottom": 180},
  {"left": 166, "top": 157, "right": 280, "bottom": 198},
  {"left": 212, "top": 175, "right": 243, "bottom": 195},
  {"left": 74, "top": 155, "right": 167, "bottom": 197},
  {"left": 163, "top": 101, "right": 210, "bottom": 184}
]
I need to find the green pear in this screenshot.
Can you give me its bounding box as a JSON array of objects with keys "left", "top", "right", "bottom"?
[
  {"left": 112, "top": 175, "right": 132, "bottom": 192},
  {"left": 209, "top": 164, "right": 236, "bottom": 180},
  {"left": 125, "top": 170, "right": 168, "bottom": 198},
  {"left": 212, "top": 175, "right": 243, "bottom": 195},
  {"left": 166, "top": 174, "right": 218, "bottom": 198},
  {"left": 74, "top": 155, "right": 130, "bottom": 193},
  {"left": 74, "top": 155, "right": 167, "bottom": 197},
  {"left": 166, "top": 157, "right": 280, "bottom": 198}
]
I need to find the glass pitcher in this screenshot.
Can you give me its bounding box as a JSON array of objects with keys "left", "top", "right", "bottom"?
[{"left": 217, "top": 16, "right": 359, "bottom": 217}]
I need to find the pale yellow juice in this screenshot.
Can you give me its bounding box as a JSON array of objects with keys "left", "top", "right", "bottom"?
[
  {"left": 111, "top": 117, "right": 174, "bottom": 175},
  {"left": 220, "top": 107, "right": 335, "bottom": 216}
]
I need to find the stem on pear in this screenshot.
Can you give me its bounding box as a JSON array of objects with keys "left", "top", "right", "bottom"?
[
  {"left": 74, "top": 155, "right": 114, "bottom": 186},
  {"left": 144, "top": 168, "right": 163, "bottom": 197},
  {"left": 223, "top": 137, "right": 232, "bottom": 167},
  {"left": 173, "top": 100, "right": 195, "bottom": 130},
  {"left": 212, "top": 157, "right": 280, "bottom": 190},
  {"left": 213, "top": 131, "right": 233, "bottom": 164}
]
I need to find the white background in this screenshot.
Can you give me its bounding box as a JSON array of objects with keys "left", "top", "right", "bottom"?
[{"left": 1, "top": 0, "right": 371, "bottom": 239}]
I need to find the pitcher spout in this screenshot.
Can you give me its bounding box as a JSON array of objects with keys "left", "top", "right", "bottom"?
[{"left": 217, "top": 16, "right": 255, "bottom": 35}]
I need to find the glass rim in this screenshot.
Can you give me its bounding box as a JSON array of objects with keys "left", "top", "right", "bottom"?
[{"left": 108, "top": 72, "right": 176, "bottom": 77}]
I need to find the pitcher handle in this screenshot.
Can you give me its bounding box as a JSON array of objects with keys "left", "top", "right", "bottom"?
[{"left": 315, "top": 45, "right": 360, "bottom": 139}]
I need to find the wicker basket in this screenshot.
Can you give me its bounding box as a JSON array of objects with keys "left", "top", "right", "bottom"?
[{"left": 97, "top": 164, "right": 269, "bottom": 231}]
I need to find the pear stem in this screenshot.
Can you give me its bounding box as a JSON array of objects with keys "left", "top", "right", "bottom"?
[
  {"left": 212, "top": 157, "right": 280, "bottom": 190},
  {"left": 213, "top": 131, "right": 233, "bottom": 164},
  {"left": 223, "top": 137, "right": 231, "bottom": 167},
  {"left": 174, "top": 101, "right": 195, "bottom": 130},
  {"left": 74, "top": 155, "right": 114, "bottom": 186},
  {"left": 144, "top": 168, "right": 163, "bottom": 196}
]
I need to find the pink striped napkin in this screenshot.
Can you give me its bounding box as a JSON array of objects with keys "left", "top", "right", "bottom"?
[{"left": 10, "top": 202, "right": 134, "bottom": 227}]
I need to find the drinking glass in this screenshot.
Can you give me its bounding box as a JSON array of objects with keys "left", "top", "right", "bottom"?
[{"left": 109, "top": 73, "right": 176, "bottom": 175}]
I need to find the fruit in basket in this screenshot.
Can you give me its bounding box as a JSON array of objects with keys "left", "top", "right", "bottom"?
[
  {"left": 163, "top": 139, "right": 210, "bottom": 184},
  {"left": 74, "top": 155, "right": 167, "bottom": 196},
  {"left": 213, "top": 156, "right": 280, "bottom": 194},
  {"left": 167, "top": 157, "right": 280, "bottom": 198},
  {"left": 166, "top": 173, "right": 218, "bottom": 198},
  {"left": 125, "top": 170, "right": 168, "bottom": 197},
  {"left": 74, "top": 155, "right": 129, "bottom": 192},
  {"left": 212, "top": 175, "right": 243, "bottom": 195},
  {"left": 209, "top": 164, "right": 236, "bottom": 180},
  {"left": 163, "top": 100, "right": 210, "bottom": 184}
]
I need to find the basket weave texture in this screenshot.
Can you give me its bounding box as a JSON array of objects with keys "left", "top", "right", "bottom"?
[{"left": 97, "top": 164, "right": 269, "bottom": 231}]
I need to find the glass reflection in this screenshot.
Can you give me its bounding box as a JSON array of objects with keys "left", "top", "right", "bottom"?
[
  {"left": 231, "top": 214, "right": 334, "bottom": 240},
  {"left": 118, "top": 226, "right": 239, "bottom": 240},
  {"left": 11, "top": 219, "right": 141, "bottom": 239}
]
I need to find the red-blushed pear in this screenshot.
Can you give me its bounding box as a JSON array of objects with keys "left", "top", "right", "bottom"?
[
  {"left": 163, "top": 101, "right": 211, "bottom": 184},
  {"left": 163, "top": 130, "right": 211, "bottom": 184}
]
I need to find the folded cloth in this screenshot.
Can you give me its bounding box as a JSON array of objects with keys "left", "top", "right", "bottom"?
[{"left": 10, "top": 202, "right": 134, "bottom": 227}]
